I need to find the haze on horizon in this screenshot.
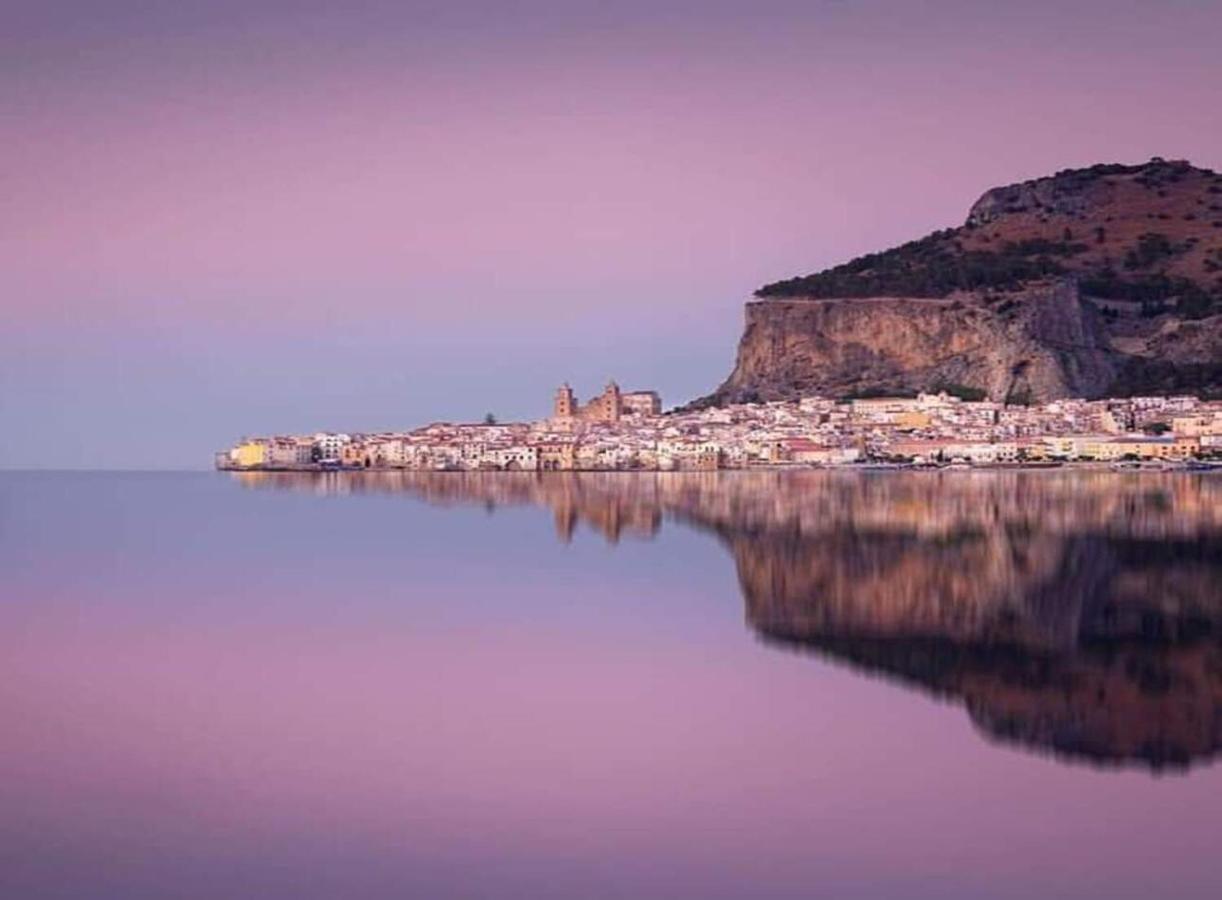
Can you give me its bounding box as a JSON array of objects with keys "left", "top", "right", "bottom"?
[{"left": 4, "top": 0, "right": 1221, "bottom": 469}]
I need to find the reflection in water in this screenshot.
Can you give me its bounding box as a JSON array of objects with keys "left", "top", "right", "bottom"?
[{"left": 237, "top": 470, "right": 1222, "bottom": 772}]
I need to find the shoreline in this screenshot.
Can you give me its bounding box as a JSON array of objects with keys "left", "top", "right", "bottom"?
[{"left": 216, "top": 460, "right": 1221, "bottom": 474}]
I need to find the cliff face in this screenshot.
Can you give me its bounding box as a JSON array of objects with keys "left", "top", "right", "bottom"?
[
  {"left": 715, "top": 280, "right": 1115, "bottom": 404},
  {"left": 701, "top": 158, "right": 1222, "bottom": 405}
]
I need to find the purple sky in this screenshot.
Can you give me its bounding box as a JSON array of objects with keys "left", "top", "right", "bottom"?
[{"left": 4, "top": 0, "right": 1221, "bottom": 468}]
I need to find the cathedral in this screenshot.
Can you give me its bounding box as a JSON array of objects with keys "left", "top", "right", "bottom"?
[{"left": 552, "top": 381, "right": 661, "bottom": 423}]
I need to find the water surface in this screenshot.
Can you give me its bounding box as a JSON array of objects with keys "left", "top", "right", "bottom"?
[{"left": 3, "top": 470, "right": 1221, "bottom": 898}]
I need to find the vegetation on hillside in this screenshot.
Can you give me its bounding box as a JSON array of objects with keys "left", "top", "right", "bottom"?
[
  {"left": 1110, "top": 359, "right": 1222, "bottom": 400},
  {"left": 755, "top": 232, "right": 1078, "bottom": 299},
  {"left": 701, "top": 160, "right": 1222, "bottom": 408},
  {"left": 1080, "top": 270, "right": 1217, "bottom": 318},
  {"left": 756, "top": 177, "right": 1222, "bottom": 317}
]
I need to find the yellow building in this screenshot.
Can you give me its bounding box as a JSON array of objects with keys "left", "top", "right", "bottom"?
[
  {"left": 341, "top": 442, "right": 375, "bottom": 468},
  {"left": 538, "top": 443, "right": 577, "bottom": 471},
  {"left": 1173, "top": 416, "right": 1222, "bottom": 437},
  {"left": 1118, "top": 436, "right": 1199, "bottom": 459},
  {"left": 895, "top": 411, "right": 932, "bottom": 429},
  {"left": 1079, "top": 436, "right": 1200, "bottom": 461},
  {"left": 234, "top": 440, "right": 268, "bottom": 468}
]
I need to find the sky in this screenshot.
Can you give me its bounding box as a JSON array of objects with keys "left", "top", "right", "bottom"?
[{"left": 3, "top": 0, "right": 1221, "bottom": 469}]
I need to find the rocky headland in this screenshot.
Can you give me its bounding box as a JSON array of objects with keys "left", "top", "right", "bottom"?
[{"left": 701, "top": 158, "right": 1222, "bottom": 406}]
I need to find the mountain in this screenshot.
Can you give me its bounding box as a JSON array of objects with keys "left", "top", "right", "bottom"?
[{"left": 700, "top": 158, "right": 1222, "bottom": 406}]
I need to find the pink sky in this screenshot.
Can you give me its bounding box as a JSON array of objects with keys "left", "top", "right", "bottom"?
[{"left": 3, "top": 1, "right": 1221, "bottom": 467}]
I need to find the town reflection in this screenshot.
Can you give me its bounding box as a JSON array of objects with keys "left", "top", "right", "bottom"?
[{"left": 236, "top": 469, "right": 1222, "bottom": 772}]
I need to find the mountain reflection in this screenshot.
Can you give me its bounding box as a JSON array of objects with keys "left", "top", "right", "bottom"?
[{"left": 235, "top": 469, "right": 1222, "bottom": 772}]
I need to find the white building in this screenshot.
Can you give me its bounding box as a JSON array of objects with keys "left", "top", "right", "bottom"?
[{"left": 313, "top": 432, "right": 352, "bottom": 461}]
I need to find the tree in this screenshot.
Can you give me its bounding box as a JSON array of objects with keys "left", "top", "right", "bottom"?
[{"left": 483, "top": 412, "right": 498, "bottom": 425}]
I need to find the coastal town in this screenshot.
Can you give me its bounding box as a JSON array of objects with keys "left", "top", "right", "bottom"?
[{"left": 216, "top": 381, "right": 1222, "bottom": 472}]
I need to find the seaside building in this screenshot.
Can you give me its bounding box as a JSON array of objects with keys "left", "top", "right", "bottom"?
[
  {"left": 218, "top": 390, "right": 1222, "bottom": 472},
  {"left": 314, "top": 432, "right": 351, "bottom": 462},
  {"left": 538, "top": 443, "right": 577, "bottom": 471},
  {"left": 234, "top": 439, "right": 268, "bottom": 468}
]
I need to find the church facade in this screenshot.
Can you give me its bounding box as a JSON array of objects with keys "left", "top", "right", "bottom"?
[{"left": 552, "top": 381, "right": 661, "bottom": 424}]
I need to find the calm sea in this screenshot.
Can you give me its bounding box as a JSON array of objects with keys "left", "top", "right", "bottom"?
[{"left": 3, "top": 469, "right": 1221, "bottom": 899}]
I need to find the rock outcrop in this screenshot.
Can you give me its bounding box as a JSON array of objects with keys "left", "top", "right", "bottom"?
[
  {"left": 715, "top": 280, "right": 1115, "bottom": 404},
  {"left": 700, "top": 158, "right": 1222, "bottom": 405}
]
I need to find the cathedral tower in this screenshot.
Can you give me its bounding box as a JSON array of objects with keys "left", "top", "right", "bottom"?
[{"left": 553, "top": 383, "right": 576, "bottom": 419}]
